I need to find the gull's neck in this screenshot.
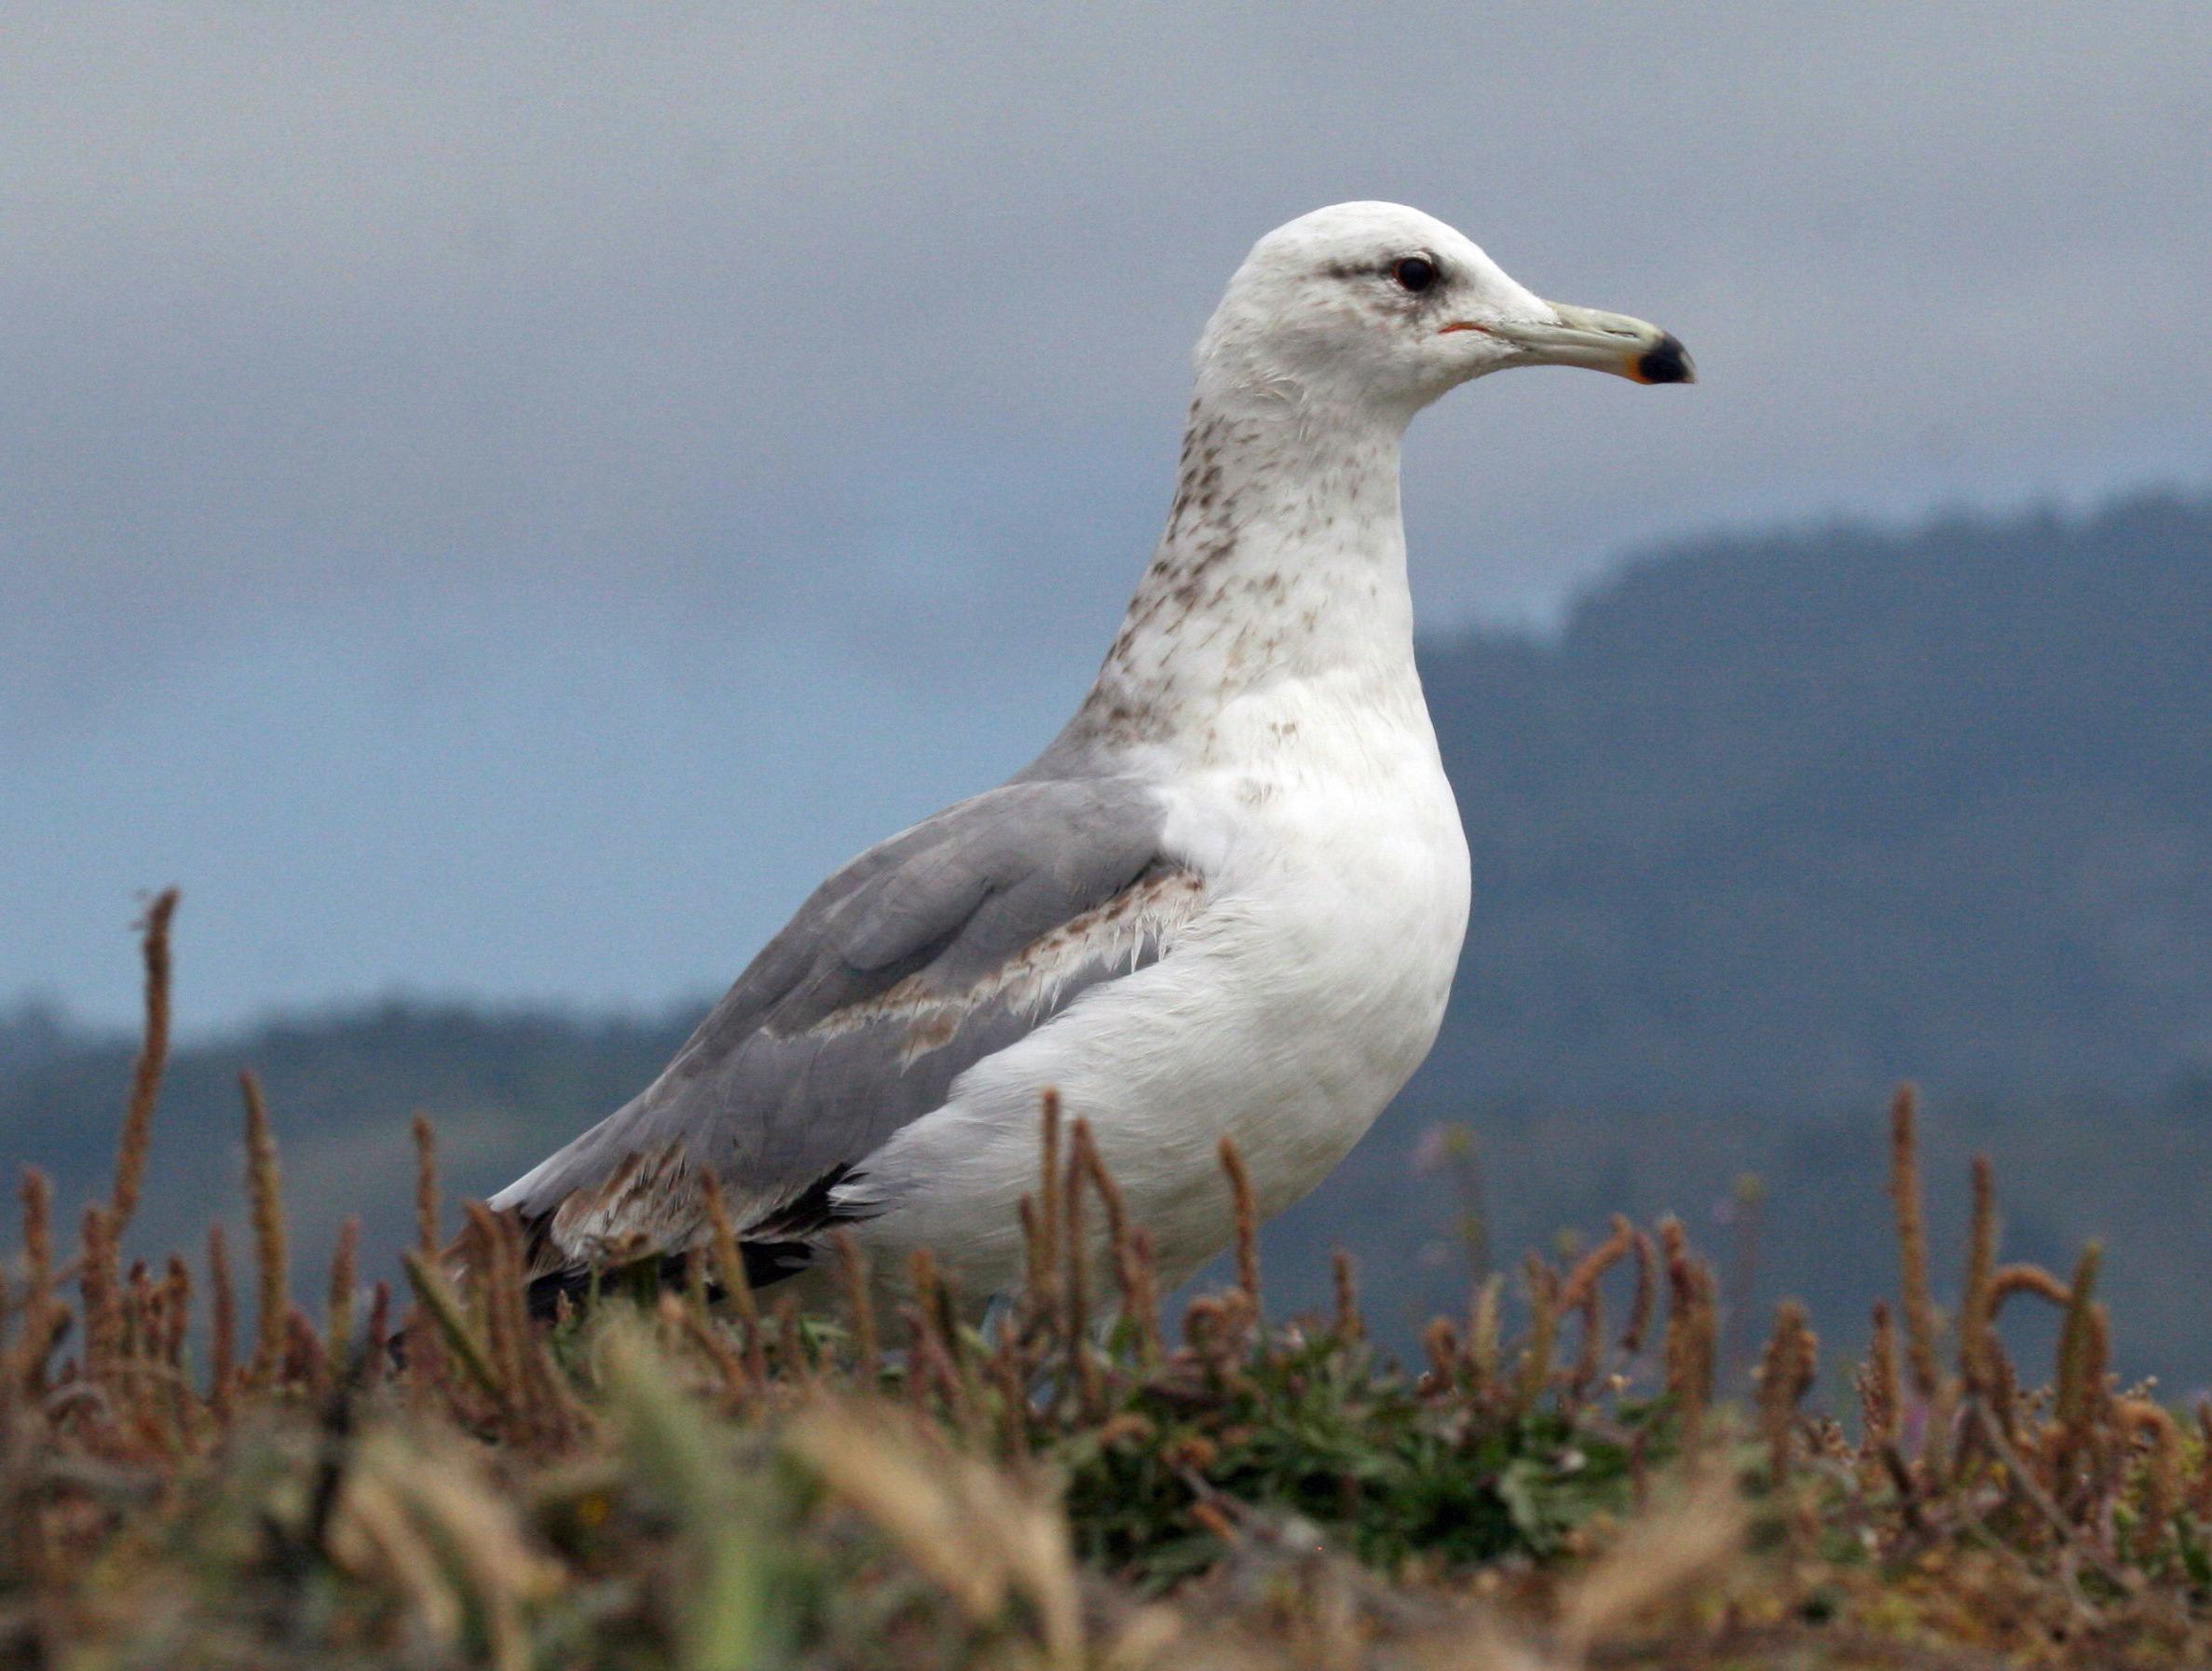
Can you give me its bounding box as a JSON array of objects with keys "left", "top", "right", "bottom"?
[{"left": 1059, "top": 382, "right": 1421, "bottom": 763}]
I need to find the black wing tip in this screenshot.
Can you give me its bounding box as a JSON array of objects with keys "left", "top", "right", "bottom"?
[{"left": 521, "top": 1162, "right": 877, "bottom": 1320}]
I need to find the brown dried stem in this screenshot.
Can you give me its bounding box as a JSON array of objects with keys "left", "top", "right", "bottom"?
[
  {"left": 1859, "top": 1299, "right": 1900, "bottom": 1451},
  {"left": 1035, "top": 1090, "right": 1065, "bottom": 1338},
  {"left": 14, "top": 1171, "right": 56, "bottom": 1395},
  {"left": 1958, "top": 1154, "right": 1999, "bottom": 1401},
  {"left": 1755, "top": 1299, "right": 1819, "bottom": 1482},
  {"left": 239, "top": 1071, "right": 290, "bottom": 1385},
  {"left": 79, "top": 1203, "right": 122, "bottom": 1391},
  {"left": 207, "top": 1224, "right": 237, "bottom": 1419},
  {"left": 699, "top": 1173, "right": 766, "bottom": 1386},
  {"left": 412, "top": 1114, "right": 440, "bottom": 1253},
  {"left": 1621, "top": 1227, "right": 1658, "bottom": 1355},
  {"left": 831, "top": 1229, "right": 880, "bottom": 1381},
  {"left": 1217, "top": 1135, "right": 1262, "bottom": 1308},
  {"left": 110, "top": 887, "right": 178, "bottom": 1240},
  {"left": 1331, "top": 1249, "right": 1363, "bottom": 1347},
  {"left": 1887, "top": 1083, "right": 1940, "bottom": 1402},
  {"left": 327, "top": 1215, "right": 361, "bottom": 1370},
  {"left": 401, "top": 1249, "right": 506, "bottom": 1407}
]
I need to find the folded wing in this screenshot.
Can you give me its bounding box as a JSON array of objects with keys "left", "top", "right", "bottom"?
[{"left": 490, "top": 774, "right": 1201, "bottom": 1294}]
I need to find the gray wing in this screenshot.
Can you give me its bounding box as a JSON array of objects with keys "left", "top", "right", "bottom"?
[{"left": 491, "top": 773, "right": 1201, "bottom": 1285}]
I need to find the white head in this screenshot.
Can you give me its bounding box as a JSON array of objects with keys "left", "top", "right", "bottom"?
[{"left": 1195, "top": 201, "right": 1692, "bottom": 424}]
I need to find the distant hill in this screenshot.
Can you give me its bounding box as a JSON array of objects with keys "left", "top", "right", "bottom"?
[
  {"left": 7, "top": 490, "right": 2211, "bottom": 1381},
  {"left": 1421, "top": 490, "right": 2212, "bottom": 1110}
]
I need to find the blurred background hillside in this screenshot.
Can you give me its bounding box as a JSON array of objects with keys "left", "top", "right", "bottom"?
[{"left": 10, "top": 493, "right": 2209, "bottom": 1381}]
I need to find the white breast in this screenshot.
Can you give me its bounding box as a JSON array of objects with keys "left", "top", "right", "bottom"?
[{"left": 853, "top": 667, "right": 1470, "bottom": 1297}]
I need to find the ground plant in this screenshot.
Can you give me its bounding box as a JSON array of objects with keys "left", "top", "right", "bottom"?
[{"left": 3, "top": 893, "right": 2208, "bottom": 1669}]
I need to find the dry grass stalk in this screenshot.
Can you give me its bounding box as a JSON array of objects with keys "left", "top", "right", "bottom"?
[
  {"left": 1558, "top": 1213, "right": 1632, "bottom": 1316},
  {"left": 402, "top": 1249, "right": 506, "bottom": 1407},
  {"left": 1035, "top": 1090, "right": 1065, "bottom": 1336},
  {"left": 327, "top": 1214, "right": 361, "bottom": 1370},
  {"left": 668, "top": 1290, "right": 749, "bottom": 1406},
  {"left": 78, "top": 1203, "right": 122, "bottom": 1391},
  {"left": 1217, "top": 1135, "right": 1261, "bottom": 1307},
  {"left": 2114, "top": 1397, "right": 2180, "bottom": 1562},
  {"left": 1755, "top": 1299, "right": 1818, "bottom": 1481},
  {"left": 1120, "top": 1227, "right": 1164, "bottom": 1369},
  {"left": 12, "top": 1170, "right": 56, "bottom": 1394},
  {"left": 990, "top": 1346, "right": 1032, "bottom": 1466},
  {"left": 1660, "top": 1217, "right": 1716, "bottom": 1426},
  {"left": 1070, "top": 1116, "right": 1152, "bottom": 1365},
  {"left": 1622, "top": 1226, "right": 1658, "bottom": 1354},
  {"left": 483, "top": 1210, "right": 567, "bottom": 1439},
  {"left": 1959, "top": 1154, "right": 1999, "bottom": 1402},
  {"left": 363, "top": 1281, "right": 390, "bottom": 1390},
  {"left": 2053, "top": 1242, "right": 2106, "bottom": 1477},
  {"left": 1858, "top": 1299, "right": 1900, "bottom": 1450},
  {"left": 902, "top": 1302, "right": 943, "bottom": 1416},
  {"left": 157, "top": 1253, "right": 194, "bottom": 1434},
  {"left": 1561, "top": 1215, "right": 1633, "bottom": 1393},
  {"left": 499, "top": 1216, "right": 567, "bottom": 1435},
  {"left": 157, "top": 1254, "right": 191, "bottom": 1372},
  {"left": 830, "top": 1229, "right": 879, "bottom": 1381},
  {"left": 109, "top": 887, "right": 178, "bottom": 1240},
  {"left": 116, "top": 1256, "right": 154, "bottom": 1428},
  {"left": 1181, "top": 1294, "right": 1241, "bottom": 1385},
  {"left": 239, "top": 1070, "right": 290, "bottom": 1385},
  {"left": 774, "top": 1291, "right": 810, "bottom": 1392},
  {"left": 412, "top": 1113, "right": 440, "bottom": 1253},
  {"left": 1062, "top": 1134, "right": 1105, "bottom": 1419},
  {"left": 699, "top": 1173, "right": 765, "bottom": 1386},
  {"left": 1017, "top": 1194, "right": 1044, "bottom": 1316},
  {"left": 789, "top": 1399, "right": 1084, "bottom": 1665},
  {"left": 328, "top": 1431, "right": 561, "bottom": 1671},
  {"left": 1886, "top": 1083, "right": 1941, "bottom": 1403},
  {"left": 283, "top": 1306, "right": 327, "bottom": 1394},
  {"left": 1070, "top": 1118, "right": 1130, "bottom": 1260},
  {"left": 207, "top": 1223, "right": 237, "bottom": 1419},
  {"left": 404, "top": 1116, "right": 448, "bottom": 1387},
  {"left": 1554, "top": 1475, "right": 1745, "bottom": 1661},
  {"left": 464, "top": 1204, "right": 527, "bottom": 1425},
  {"left": 1331, "top": 1248, "right": 1363, "bottom": 1347},
  {"left": 1991, "top": 1263, "right": 2072, "bottom": 1314},
  {"left": 1516, "top": 1253, "right": 1559, "bottom": 1411},
  {"left": 900, "top": 1270, "right": 971, "bottom": 1434},
  {"left": 1422, "top": 1316, "right": 1459, "bottom": 1387},
  {"left": 908, "top": 1250, "right": 945, "bottom": 1387},
  {"left": 1468, "top": 1272, "right": 1504, "bottom": 1396},
  {"left": 770, "top": 1292, "right": 805, "bottom": 1398}
]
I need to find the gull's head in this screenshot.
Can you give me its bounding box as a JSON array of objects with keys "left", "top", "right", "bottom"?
[{"left": 1197, "top": 201, "right": 1693, "bottom": 420}]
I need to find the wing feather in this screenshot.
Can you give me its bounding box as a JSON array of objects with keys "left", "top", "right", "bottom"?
[{"left": 490, "top": 774, "right": 1200, "bottom": 1287}]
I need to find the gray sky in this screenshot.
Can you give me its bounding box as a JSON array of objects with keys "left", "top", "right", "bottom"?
[{"left": 7, "top": 1, "right": 2209, "bottom": 1029}]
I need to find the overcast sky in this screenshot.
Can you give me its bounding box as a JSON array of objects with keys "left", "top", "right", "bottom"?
[{"left": 6, "top": 1, "right": 2209, "bottom": 1031}]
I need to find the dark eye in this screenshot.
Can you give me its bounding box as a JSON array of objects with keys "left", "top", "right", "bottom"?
[{"left": 1392, "top": 254, "right": 1438, "bottom": 294}]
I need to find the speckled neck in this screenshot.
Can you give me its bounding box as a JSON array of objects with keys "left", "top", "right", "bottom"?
[{"left": 1058, "top": 387, "right": 1417, "bottom": 756}]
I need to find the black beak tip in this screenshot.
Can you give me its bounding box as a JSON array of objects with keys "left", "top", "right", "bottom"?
[{"left": 1636, "top": 335, "right": 1695, "bottom": 385}]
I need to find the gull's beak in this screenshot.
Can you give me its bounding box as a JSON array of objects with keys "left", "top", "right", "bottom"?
[{"left": 1464, "top": 301, "right": 1695, "bottom": 385}]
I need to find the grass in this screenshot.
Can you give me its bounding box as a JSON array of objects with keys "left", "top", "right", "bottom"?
[{"left": 4, "top": 895, "right": 2212, "bottom": 1667}]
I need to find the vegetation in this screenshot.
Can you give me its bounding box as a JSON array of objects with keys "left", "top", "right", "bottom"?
[{"left": 9, "top": 899, "right": 2212, "bottom": 1666}]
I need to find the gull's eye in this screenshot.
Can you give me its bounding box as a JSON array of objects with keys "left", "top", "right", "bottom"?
[{"left": 1391, "top": 254, "right": 1438, "bottom": 294}]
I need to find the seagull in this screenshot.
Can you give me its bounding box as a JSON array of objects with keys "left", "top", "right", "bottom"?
[{"left": 491, "top": 201, "right": 1691, "bottom": 1313}]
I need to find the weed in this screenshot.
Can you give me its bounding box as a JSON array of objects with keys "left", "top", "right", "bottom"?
[{"left": 3, "top": 902, "right": 2211, "bottom": 1667}]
